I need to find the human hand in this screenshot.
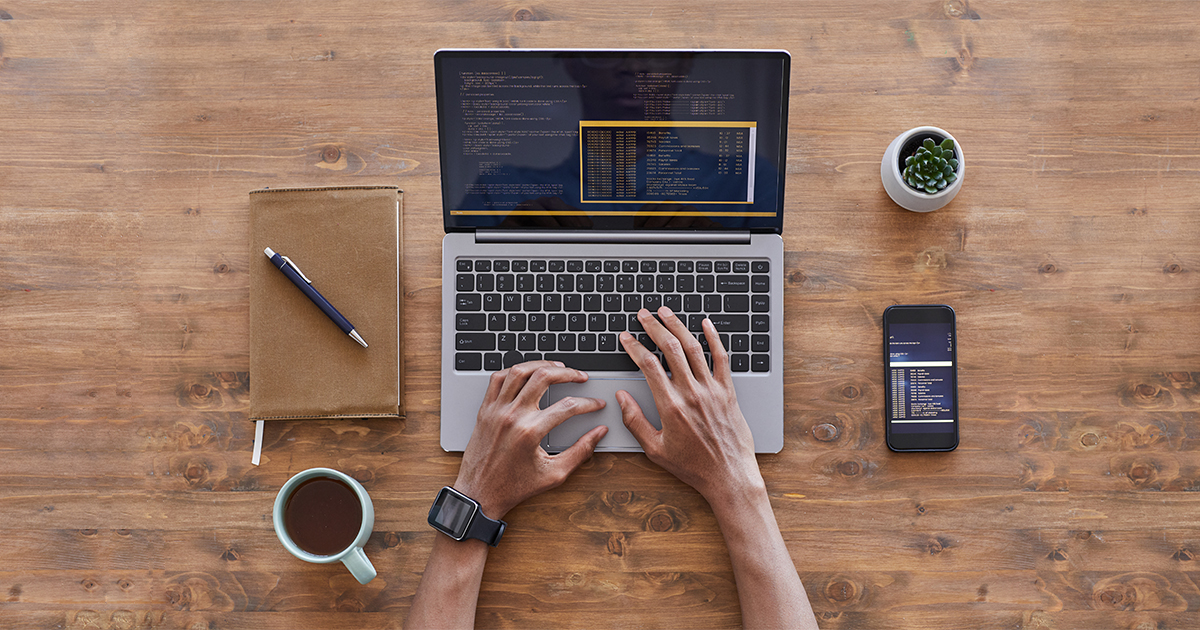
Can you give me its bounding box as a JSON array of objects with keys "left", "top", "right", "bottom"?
[
  {"left": 617, "top": 308, "right": 763, "bottom": 505},
  {"left": 454, "top": 361, "right": 609, "bottom": 519}
]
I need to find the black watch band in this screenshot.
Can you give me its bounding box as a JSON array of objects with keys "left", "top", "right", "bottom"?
[{"left": 427, "top": 486, "right": 507, "bottom": 547}]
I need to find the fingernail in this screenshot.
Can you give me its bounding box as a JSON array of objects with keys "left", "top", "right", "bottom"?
[{"left": 555, "top": 361, "right": 565, "bottom": 367}]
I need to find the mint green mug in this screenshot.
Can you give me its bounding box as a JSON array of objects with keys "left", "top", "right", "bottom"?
[{"left": 273, "top": 468, "right": 377, "bottom": 584}]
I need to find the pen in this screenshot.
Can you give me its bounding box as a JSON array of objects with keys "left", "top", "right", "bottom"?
[{"left": 264, "top": 247, "right": 368, "bottom": 348}]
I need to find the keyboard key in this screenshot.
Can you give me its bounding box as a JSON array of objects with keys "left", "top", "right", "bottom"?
[
  {"left": 543, "top": 353, "right": 638, "bottom": 372},
  {"left": 637, "top": 334, "right": 657, "bottom": 352},
  {"left": 456, "top": 352, "right": 482, "bottom": 371},
  {"left": 731, "top": 354, "right": 750, "bottom": 372},
  {"left": 456, "top": 274, "right": 474, "bottom": 291},
  {"left": 715, "top": 261, "right": 731, "bottom": 273},
  {"left": 456, "top": 333, "right": 496, "bottom": 351},
  {"left": 733, "top": 261, "right": 749, "bottom": 273},
  {"left": 676, "top": 275, "right": 695, "bottom": 292},
  {"left": 599, "top": 333, "right": 617, "bottom": 351},
  {"left": 507, "top": 313, "right": 526, "bottom": 331},
  {"left": 730, "top": 334, "right": 749, "bottom": 352},
  {"left": 568, "top": 260, "right": 584, "bottom": 272},
  {"left": 578, "top": 333, "right": 597, "bottom": 351},
  {"left": 724, "top": 295, "right": 750, "bottom": 313},
  {"left": 656, "top": 275, "right": 675, "bottom": 292},
  {"left": 531, "top": 260, "right": 547, "bottom": 272},
  {"left": 537, "top": 274, "right": 554, "bottom": 292},
  {"left": 678, "top": 261, "right": 694, "bottom": 273},
  {"left": 503, "top": 350, "right": 523, "bottom": 368},
  {"left": 484, "top": 352, "right": 502, "bottom": 371},
  {"left": 603, "top": 294, "right": 622, "bottom": 312},
  {"left": 483, "top": 294, "right": 501, "bottom": 311},
  {"left": 751, "top": 275, "right": 770, "bottom": 293},
  {"left": 751, "top": 355, "right": 769, "bottom": 372},
  {"left": 617, "top": 275, "right": 635, "bottom": 292},
  {"left": 597, "top": 274, "right": 615, "bottom": 292},
  {"left": 704, "top": 294, "right": 722, "bottom": 313},
  {"left": 528, "top": 313, "right": 547, "bottom": 331},
  {"left": 752, "top": 334, "right": 770, "bottom": 353},
  {"left": 687, "top": 315, "right": 705, "bottom": 332},
  {"left": 538, "top": 333, "right": 556, "bottom": 351},
  {"left": 493, "top": 260, "right": 510, "bottom": 272},
  {"left": 475, "top": 260, "right": 491, "bottom": 272},
  {"left": 643, "top": 294, "right": 662, "bottom": 311},
  {"left": 604, "top": 261, "right": 620, "bottom": 272},
  {"left": 568, "top": 313, "right": 586, "bottom": 331},
  {"left": 751, "top": 260, "right": 769, "bottom": 273},
  {"left": 696, "top": 261, "right": 713, "bottom": 273},
  {"left": 588, "top": 313, "right": 606, "bottom": 331},
  {"left": 496, "top": 274, "right": 514, "bottom": 292},
  {"left": 503, "top": 294, "right": 521, "bottom": 311},
  {"left": 624, "top": 294, "right": 642, "bottom": 312},
  {"left": 709, "top": 315, "right": 749, "bottom": 332},
  {"left": 543, "top": 294, "right": 561, "bottom": 312},
  {"left": 549, "top": 260, "right": 565, "bottom": 272},
  {"left": 684, "top": 295, "right": 702, "bottom": 312},
  {"left": 563, "top": 294, "right": 581, "bottom": 312},
  {"left": 457, "top": 260, "right": 472, "bottom": 272},
  {"left": 488, "top": 313, "right": 505, "bottom": 331},
  {"left": 516, "top": 274, "right": 534, "bottom": 292},
  {"left": 457, "top": 293, "right": 481, "bottom": 311},
  {"left": 658, "top": 260, "right": 675, "bottom": 273},
  {"left": 525, "top": 353, "right": 542, "bottom": 361},
  {"left": 518, "top": 333, "right": 536, "bottom": 351},
  {"left": 629, "top": 314, "right": 644, "bottom": 332},
  {"left": 664, "top": 294, "right": 682, "bottom": 312},
  {"left": 498, "top": 333, "right": 516, "bottom": 350},
  {"left": 548, "top": 314, "right": 566, "bottom": 331},
  {"left": 696, "top": 275, "right": 715, "bottom": 293},
  {"left": 523, "top": 294, "right": 542, "bottom": 311},
  {"left": 576, "top": 274, "right": 595, "bottom": 292},
  {"left": 476, "top": 274, "right": 494, "bottom": 292},
  {"left": 640, "top": 260, "right": 656, "bottom": 273},
  {"left": 558, "top": 333, "right": 576, "bottom": 351},
  {"left": 511, "top": 260, "right": 528, "bottom": 272},
  {"left": 608, "top": 314, "right": 626, "bottom": 331},
  {"left": 622, "top": 260, "right": 638, "bottom": 273},
  {"left": 637, "top": 275, "right": 654, "bottom": 292},
  {"left": 752, "top": 295, "right": 769, "bottom": 313},
  {"left": 752, "top": 315, "right": 770, "bottom": 332},
  {"left": 586, "top": 260, "right": 602, "bottom": 272},
  {"left": 556, "top": 274, "right": 574, "bottom": 292},
  {"left": 457, "top": 314, "right": 486, "bottom": 331},
  {"left": 717, "top": 275, "right": 750, "bottom": 292}
]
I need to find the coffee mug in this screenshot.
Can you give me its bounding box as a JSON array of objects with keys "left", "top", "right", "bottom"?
[{"left": 273, "top": 467, "right": 377, "bottom": 584}]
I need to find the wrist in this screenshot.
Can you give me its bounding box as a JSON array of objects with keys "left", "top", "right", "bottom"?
[{"left": 701, "top": 469, "right": 769, "bottom": 517}]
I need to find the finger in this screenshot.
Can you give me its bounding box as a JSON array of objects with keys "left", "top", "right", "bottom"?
[
  {"left": 550, "top": 424, "right": 609, "bottom": 480},
  {"left": 482, "top": 367, "right": 510, "bottom": 404},
  {"left": 616, "top": 390, "right": 662, "bottom": 452},
  {"left": 532, "top": 394, "right": 606, "bottom": 437},
  {"left": 656, "top": 306, "right": 709, "bottom": 382},
  {"left": 703, "top": 317, "right": 732, "bottom": 384},
  {"left": 498, "top": 360, "right": 565, "bottom": 403},
  {"left": 619, "top": 329, "right": 671, "bottom": 393},
  {"left": 512, "top": 364, "right": 589, "bottom": 409},
  {"left": 638, "top": 309, "right": 693, "bottom": 383}
]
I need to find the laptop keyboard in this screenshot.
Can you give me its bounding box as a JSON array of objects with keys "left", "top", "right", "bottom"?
[{"left": 453, "top": 258, "right": 771, "bottom": 374}]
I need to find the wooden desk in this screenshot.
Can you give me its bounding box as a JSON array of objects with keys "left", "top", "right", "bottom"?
[{"left": 2, "top": 2, "right": 1197, "bottom": 628}]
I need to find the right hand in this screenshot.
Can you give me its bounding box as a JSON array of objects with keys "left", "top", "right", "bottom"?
[{"left": 616, "top": 307, "right": 764, "bottom": 504}]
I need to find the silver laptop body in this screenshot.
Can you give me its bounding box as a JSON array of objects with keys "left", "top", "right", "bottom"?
[{"left": 436, "top": 49, "right": 790, "bottom": 453}]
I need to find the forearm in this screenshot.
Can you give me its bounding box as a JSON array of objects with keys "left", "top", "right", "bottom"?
[
  {"left": 405, "top": 534, "right": 490, "bottom": 630},
  {"left": 708, "top": 482, "right": 818, "bottom": 630}
]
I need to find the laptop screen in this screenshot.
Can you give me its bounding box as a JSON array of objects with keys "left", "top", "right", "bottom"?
[{"left": 435, "top": 50, "right": 790, "bottom": 233}]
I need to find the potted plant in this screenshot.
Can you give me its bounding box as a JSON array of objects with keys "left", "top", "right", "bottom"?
[{"left": 881, "top": 126, "right": 964, "bottom": 212}]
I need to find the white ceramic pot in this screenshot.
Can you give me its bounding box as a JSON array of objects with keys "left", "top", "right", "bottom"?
[{"left": 881, "top": 126, "right": 964, "bottom": 212}]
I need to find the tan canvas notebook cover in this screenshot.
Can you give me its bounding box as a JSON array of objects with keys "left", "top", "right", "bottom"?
[{"left": 249, "top": 186, "right": 403, "bottom": 420}]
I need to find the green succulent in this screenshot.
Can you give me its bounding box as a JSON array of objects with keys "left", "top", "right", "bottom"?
[{"left": 903, "top": 138, "right": 959, "bottom": 194}]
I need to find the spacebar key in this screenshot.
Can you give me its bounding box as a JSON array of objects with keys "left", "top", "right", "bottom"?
[{"left": 543, "top": 353, "right": 639, "bottom": 372}]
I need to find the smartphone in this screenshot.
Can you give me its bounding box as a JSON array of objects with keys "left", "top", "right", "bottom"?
[{"left": 883, "top": 304, "right": 959, "bottom": 452}]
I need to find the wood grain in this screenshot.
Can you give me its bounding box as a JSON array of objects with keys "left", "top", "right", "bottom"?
[{"left": 2, "top": 1, "right": 1198, "bottom": 628}]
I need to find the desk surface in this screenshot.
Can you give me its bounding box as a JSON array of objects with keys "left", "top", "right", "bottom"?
[{"left": 2, "top": 2, "right": 1198, "bottom": 628}]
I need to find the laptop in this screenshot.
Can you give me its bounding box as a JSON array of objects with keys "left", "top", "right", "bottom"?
[{"left": 437, "top": 49, "right": 790, "bottom": 453}]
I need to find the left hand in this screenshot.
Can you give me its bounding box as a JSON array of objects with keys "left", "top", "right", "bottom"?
[{"left": 454, "top": 361, "right": 609, "bottom": 519}]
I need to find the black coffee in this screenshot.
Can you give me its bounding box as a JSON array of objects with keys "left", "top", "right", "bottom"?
[{"left": 284, "top": 476, "right": 363, "bottom": 556}]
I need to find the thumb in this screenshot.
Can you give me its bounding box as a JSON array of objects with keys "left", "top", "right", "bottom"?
[
  {"left": 616, "top": 390, "right": 661, "bottom": 452},
  {"left": 552, "top": 424, "right": 608, "bottom": 479}
]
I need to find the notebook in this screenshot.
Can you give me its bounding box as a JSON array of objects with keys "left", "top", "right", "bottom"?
[
  {"left": 249, "top": 186, "right": 403, "bottom": 426},
  {"left": 436, "top": 50, "right": 789, "bottom": 453}
]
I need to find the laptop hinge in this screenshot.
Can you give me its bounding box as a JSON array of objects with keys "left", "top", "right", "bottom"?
[{"left": 474, "top": 230, "right": 752, "bottom": 245}]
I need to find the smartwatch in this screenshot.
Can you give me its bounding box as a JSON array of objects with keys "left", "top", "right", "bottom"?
[{"left": 427, "top": 486, "right": 506, "bottom": 547}]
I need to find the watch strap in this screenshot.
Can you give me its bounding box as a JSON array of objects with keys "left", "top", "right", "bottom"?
[{"left": 466, "top": 506, "right": 506, "bottom": 547}]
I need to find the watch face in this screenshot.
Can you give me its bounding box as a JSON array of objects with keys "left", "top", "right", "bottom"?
[{"left": 429, "top": 488, "right": 477, "bottom": 539}]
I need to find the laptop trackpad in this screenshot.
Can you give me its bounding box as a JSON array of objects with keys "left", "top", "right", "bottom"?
[{"left": 544, "top": 378, "right": 662, "bottom": 452}]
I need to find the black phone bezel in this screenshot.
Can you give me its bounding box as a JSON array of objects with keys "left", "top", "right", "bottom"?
[{"left": 883, "top": 304, "right": 959, "bottom": 452}]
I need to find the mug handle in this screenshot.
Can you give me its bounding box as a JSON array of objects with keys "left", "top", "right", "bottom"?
[{"left": 342, "top": 546, "right": 377, "bottom": 584}]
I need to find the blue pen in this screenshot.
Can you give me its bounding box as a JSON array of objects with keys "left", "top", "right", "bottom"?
[{"left": 264, "top": 247, "right": 368, "bottom": 348}]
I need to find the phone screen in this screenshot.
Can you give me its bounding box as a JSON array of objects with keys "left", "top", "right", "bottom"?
[{"left": 884, "top": 305, "right": 958, "bottom": 451}]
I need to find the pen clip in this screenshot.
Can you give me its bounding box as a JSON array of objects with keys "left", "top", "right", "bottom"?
[{"left": 279, "top": 256, "right": 312, "bottom": 284}]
